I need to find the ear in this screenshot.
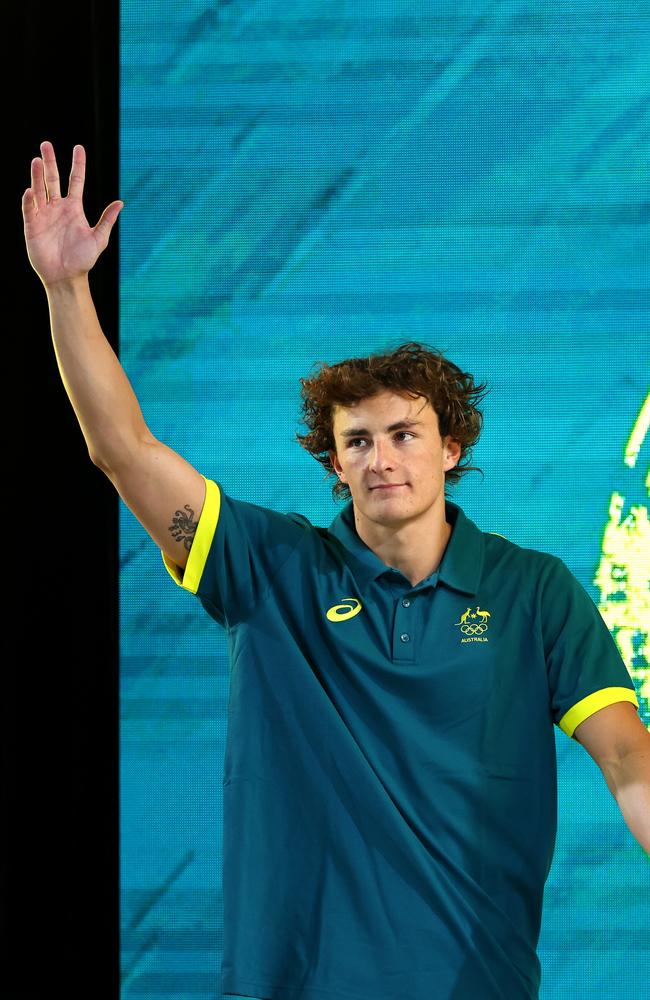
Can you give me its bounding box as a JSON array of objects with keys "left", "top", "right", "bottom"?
[
  {"left": 329, "top": 449, "right": 347, "bottom": 482},
  {"left": 444, "top": 437, "right": 462, "bottom": 470}
]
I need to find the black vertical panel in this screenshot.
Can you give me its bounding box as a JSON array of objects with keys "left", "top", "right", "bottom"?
[{"left": 6, "top": 3, "right": 119, "bottom": 998}]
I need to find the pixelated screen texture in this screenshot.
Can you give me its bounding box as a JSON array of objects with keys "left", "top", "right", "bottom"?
[{"left": 120, "top": 2, "right": 649, "bottom": 997}]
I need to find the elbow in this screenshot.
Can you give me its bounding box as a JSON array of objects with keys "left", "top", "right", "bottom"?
[
  {"left": 87, "top": 426, "right": 156, "bottom": 476},
  {"left": 89, "top": 448, "right": 112, "bottom": 473}
]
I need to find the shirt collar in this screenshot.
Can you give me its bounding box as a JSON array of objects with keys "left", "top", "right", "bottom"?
[{"left": 328, "top": 497, "right": 484, "bottom": 595}]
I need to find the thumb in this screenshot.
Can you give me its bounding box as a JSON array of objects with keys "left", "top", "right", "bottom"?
[{"left": 94, "top": 200, "right": 124, "bottom": 244}]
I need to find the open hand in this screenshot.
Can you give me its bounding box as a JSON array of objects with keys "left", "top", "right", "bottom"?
[{"left": 22, "top": 141, "right": 123, "bottom": 286}]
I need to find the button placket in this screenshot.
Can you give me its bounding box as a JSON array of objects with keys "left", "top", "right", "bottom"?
[{"left": 393, "top": 594, "right": 415, "bottom": 661}]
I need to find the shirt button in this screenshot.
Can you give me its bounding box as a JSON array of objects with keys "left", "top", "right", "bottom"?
[
  {"left": 402, "top": 598, "right": 411, "bottom": 608},
  {"left": 400, "top": 633, "right": 410, "bottom": 643}
]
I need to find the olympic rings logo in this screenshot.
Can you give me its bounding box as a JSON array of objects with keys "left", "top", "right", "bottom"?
[{"left": 459, "top": 622, "right": 488, "bottom": 635}]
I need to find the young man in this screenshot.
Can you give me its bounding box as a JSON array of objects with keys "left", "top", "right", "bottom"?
[{"left": 23, "top": 142, "right": 649, "bottom": 1000}]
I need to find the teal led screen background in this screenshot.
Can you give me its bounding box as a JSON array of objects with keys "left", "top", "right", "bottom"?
[{"left": 119, "top": 3, "right": 649, "bottom": 997}]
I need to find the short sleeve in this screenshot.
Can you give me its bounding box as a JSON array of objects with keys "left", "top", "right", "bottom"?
[
  {"left": 540, "top": 555, "right": 639, "bottom": 738},
  {"left": 161, "top": 477, "right": 308, "bottom": 627}
]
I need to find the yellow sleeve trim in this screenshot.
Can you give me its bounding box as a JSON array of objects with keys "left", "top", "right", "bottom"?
[
  {"left": 161, "top": 477, "right": 221, "bottom": 594},
  {"left": 558, "top": 686, "right": 640, "bottom": 738}
]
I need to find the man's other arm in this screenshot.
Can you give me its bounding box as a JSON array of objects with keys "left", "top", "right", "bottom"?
[{"left": 574, "top": 702, "right": 650, "bottom": 856}]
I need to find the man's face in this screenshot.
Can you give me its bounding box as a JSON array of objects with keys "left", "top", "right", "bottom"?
[{"left": 328, "top": 390, "right": 461, "bottom": 528}]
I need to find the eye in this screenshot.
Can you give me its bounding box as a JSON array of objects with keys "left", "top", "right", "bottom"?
[{"left": 347, "top": 432, "right": 415, "bottom": 448}]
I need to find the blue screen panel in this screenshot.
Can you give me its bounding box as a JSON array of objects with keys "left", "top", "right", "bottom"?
[{"left": 120, "top": 3, "right": 649, "bottom": 997}]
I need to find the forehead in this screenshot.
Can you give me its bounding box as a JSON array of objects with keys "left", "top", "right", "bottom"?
[{"left": 332, "top": 390, "right": 434, "bottom": 431}]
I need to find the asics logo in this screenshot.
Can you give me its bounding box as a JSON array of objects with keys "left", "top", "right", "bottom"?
[{"left": 326, "top": 598, "right": 363, "bottom": 622}]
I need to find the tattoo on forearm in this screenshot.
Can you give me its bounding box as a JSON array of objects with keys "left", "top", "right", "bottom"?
[{"left": 168, "top": 505, "right": 198, "bottom": 551}]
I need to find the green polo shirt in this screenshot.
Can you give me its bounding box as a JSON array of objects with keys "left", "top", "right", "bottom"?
[{"left": 163, "top": 477, "right": 639, "bottom": 1000}]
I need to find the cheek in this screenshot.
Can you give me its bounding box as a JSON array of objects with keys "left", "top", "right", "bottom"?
[{"left": 343, "top": 452, "right": 364, "bottom": 470}]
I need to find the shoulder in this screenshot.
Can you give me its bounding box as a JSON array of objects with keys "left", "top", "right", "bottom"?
[
  {"left": 215, "top": 486, "right": 315, "bottom": 534},
  {"left": 479, "top": 528, "right": 588, "bottom": 629},
  {"left": 481, "top": 525, "right": 565, "bottom": 581}
]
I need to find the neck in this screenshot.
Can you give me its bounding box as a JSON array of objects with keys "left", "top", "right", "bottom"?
[{"left": 353, "top": 498, "right": 451, "bottom": 587}]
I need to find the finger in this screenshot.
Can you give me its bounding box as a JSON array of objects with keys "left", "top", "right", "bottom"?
[
  {"left": 22, "top": 188, "right": 38, "bottom": 224},
  {"left": 40, "top": 140, "right": 61, "bottom": 201},
  {"left": 68, "top": 144, "right": 86, "bottom": 201},
  {"left": 94, "top": 200, "right": 124, "bottom": 246},
  {"left": 30, "top": 157, "right": 47, "bottom": 211}
]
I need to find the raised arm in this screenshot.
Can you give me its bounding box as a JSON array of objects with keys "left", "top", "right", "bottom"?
[{"left": 22, "top": 141, "right": 205, "bottom": 571}]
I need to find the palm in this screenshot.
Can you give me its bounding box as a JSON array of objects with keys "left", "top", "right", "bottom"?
[
  {"left": 22, "top": 142, "right": 122, "bottom": 285},
  {"left": 26, "top": 190, "right": 100, "bottom": 282}
]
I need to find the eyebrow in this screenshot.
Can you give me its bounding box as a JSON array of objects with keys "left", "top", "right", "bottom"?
[{"left": 339, "top": 419, "right": 423, "bottom": 439}]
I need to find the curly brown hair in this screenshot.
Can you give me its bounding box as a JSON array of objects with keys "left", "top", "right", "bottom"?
[{"left": 295, "top": 341, "right": 488, "bottom": 501}]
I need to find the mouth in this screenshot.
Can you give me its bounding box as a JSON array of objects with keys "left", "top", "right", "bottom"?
[{"left": 369, "top": 484, "right": 407, "bottom": 491}]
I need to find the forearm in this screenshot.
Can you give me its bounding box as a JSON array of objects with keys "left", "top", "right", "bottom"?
[
  {"left": 46, "top": 274, "right": 151, "bottom": 470},
  {"left": 604, "top": 748, "right": 650, "bottom": 856}
]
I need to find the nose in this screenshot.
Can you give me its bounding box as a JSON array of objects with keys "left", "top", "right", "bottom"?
[{"left": 368, "top": 437, "right": 395, "bottom": 473}]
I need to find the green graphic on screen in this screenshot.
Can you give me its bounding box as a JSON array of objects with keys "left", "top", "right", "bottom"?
[
  {"left": 119, "top": 3, "right": 650, "bottom": 997},
  {"left": 597, "top": 393, "right": 649, "bottom": 718}
]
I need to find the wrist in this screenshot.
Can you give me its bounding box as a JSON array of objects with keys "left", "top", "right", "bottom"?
[{"left": 43, "top": 272, "right": 91, "bottom": 299}]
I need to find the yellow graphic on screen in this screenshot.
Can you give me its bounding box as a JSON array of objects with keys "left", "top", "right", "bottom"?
[{"left": 594, "top": 392, "right": 650, "bottom": 728}]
